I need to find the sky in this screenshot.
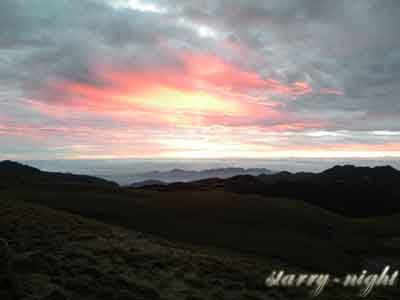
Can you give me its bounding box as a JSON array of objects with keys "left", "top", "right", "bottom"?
[{"left": 1, "top": 0, "right": 400, "bottom": 159}]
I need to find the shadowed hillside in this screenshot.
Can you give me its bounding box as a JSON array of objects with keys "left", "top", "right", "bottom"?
[
  {"left": 0, "top": 198, "right": 284, "bottom": 300},
  {"left": 2, "top": 161, "right": 400, "bottom": 298},
  {"left": 143, "top": 165, "right": 400, "bottom": 218},
  {"left": 0, "top": 161, "right": 118, "bottom": 188},
  {"left": 2, "top": 198, "right": 400, "bottom": 299},
  {"left": 3, "top": 161, "right": 400, "bottom": 276}
]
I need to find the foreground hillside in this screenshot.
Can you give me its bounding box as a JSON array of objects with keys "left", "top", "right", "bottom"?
[
  {"left": 2, "top": 161, "right": 400, "bottom": 298},
  {"left": 2, "top": 199, "right": 400, "bottom": 300},
  {"left": 0, "top": 198, "right": 318, "bottom": 300},
  {"left": 1, "top": 186, "right": 365, "bottom": 273},
  {"left": 2, "top": 162, "right": 400, "bottom": 274}
]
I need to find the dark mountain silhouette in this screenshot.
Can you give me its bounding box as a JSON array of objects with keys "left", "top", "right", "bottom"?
[
  {"left": 0, "top": 160, "right": 42, "bottom": 175},
  {"left": 0, "top": 160, "right": 118, "bottom": 187},
  {"left": 240, "top": 165, "right": 400, "bottom": 217},
  {"left": 3, "top": 161, "right": 400, "bottom": 278},
  {"left": 4, "top": 160, "right": 399, "bottom": 218},
  {"left": 321, "top": 165, "right": 400, "bottom": 182},
  {"left": 130, "top": 179, "right": 167, "bottom": 188},
  {"left": 141, "top": 165, "right": 400, "bottom": 218},
  {"left": 130, "top": 167, "right": 273, "bottom": 183}
]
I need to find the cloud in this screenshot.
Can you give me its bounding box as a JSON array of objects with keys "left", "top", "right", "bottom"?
[{"left": 1, "top": 0, "right": 400, "bottom": 158}]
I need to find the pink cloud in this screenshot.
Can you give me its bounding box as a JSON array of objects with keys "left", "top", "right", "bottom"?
[
  {"left": 10, "top": 52, "right": 333, "bottom": 158},
  {"left": 35, "top": 52, "right": 316, "bottom": 130}
]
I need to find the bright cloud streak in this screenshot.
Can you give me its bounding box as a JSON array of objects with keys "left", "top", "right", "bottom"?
[{"left": 108, "top": 0, "right": 167, "bottom": 13}]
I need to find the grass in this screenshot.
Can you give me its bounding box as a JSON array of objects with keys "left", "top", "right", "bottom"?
[
  {"left": 0, "top": 198, "right": 289, "bottom": 300},
  {"left": 2, "top": 189, "right": 400, "bottom": 299},
  {"left": 1, "top": 185, "right": 397, "bottom": 274}
]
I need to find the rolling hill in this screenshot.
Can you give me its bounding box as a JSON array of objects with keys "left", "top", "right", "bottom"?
[
  {"left": 0, "top": 160, "right": 118, "bottom": 188},
  {"left": 141, "top": 165, "right": 400, "bottom": 218},
  {"left": 2, "top": 161, "right": 400, "bottom": 273}
]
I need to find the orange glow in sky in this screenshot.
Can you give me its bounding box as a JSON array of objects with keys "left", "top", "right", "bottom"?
[
  {"left": 13, "top": 52, "right": 397, "bottom": 159},
  {"left": 1, "top": 1, "right": 399, "bottom": 161}
]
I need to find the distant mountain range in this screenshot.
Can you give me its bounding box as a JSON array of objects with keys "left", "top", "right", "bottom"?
[
  {"left": 130, "top": 179, "right": 167, "bottom": 188},
  {"left": 2, "top": 160, "right": 400, "bottom": 218},
  {"left": 130, "top": 167, "right": 274, "bottom": 184},
  {"left": 3, "top": 159, "right": 400, "bottom": 281}
]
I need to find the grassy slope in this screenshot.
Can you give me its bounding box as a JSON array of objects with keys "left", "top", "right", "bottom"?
[
  {"left": 2, "top": 185, "right": 398, "bottom": 274},
  {"left": 0, "top": 198, "right": 278, "bottom": 300},
  {"left": 3, "top": 198, "right": 400, "bottom": 299},
  {"left": 4, "top": 196, "right": 336, "bottom": 300}
]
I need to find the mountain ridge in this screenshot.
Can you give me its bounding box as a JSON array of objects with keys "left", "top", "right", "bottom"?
[
  {"left": 130, "top": 167, "right": 274, "bottom": 183},
  {"left": 3, "top": 160, "right": 400, "bottom": 217},
  {"left": 139, "top": 164, "right": 400, "bottom": 218},
  {"left": 0, "top": 160, "right": 118, "bottom": 187}
]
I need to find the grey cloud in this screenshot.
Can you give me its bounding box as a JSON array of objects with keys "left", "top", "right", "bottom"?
[
  {"left": 0, "top": 0, "right": 198, "bottom": 90},
  {"left": 1, "top": 0, "right": 400, "bottom": 158}
]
